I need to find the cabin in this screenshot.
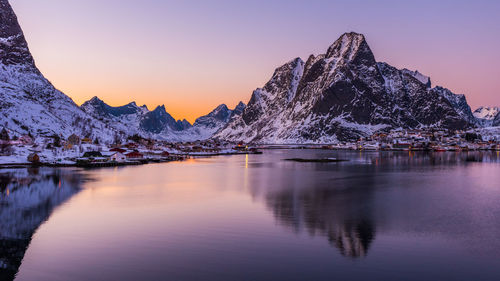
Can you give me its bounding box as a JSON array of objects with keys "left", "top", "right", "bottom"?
[
  {"left": 67, "top": 134, "right": 81, "bottom": 145},
  {"left": 125, "top": 151, "right": 144, "bottom": 159},
  {"left": 27, "top": 153, "right": 40, "bottom": 163},
  {"left": 81, "top": 138, "right": 93, "bottom": 144},
  {"left": 110, "top": 152, "right": 126, "bottom": 162}
]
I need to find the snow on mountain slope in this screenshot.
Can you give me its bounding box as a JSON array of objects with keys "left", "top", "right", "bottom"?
[
  {"left": 401, "top": 69, "right": 431, "bottom": 88},
  {"left": 473, "top": 106, "right": 500, "bottom": 127},
  {"left": 0, "top": 0, "right": 114, "bottom": 142},
  {"left": 215, "top": 32, "right": 477, "bottom": 144},
  {"left": 474, "top": 106, "right": 499, "bottom": 120},
  {"left": 173, "top": 102, "right": 247, "bottom": 141}
]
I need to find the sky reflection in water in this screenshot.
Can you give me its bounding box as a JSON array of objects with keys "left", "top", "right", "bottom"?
[{"left": 1, "top": 150, "right": 500, "bottom": 281}]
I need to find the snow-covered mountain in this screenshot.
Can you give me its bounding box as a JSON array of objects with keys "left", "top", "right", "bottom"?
[
  {"left": 81, "top": 97, "right": 245, "bottom": 142},
  {"left": 473, "top": 106, "right": 500, "bottom": 127},
  {"left": 215, "top": 32, "right": 477, "bottom": 144},
  {"left": 0, "top": 0, "right": 115, "bottom": 143}
]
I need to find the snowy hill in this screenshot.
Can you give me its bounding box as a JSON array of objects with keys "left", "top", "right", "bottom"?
[
  {"left": 215, "top": 32, "right": 478, "bottom": 144},
  {"left": 0, "top": 0, "right": 115, "bottom": 143}
]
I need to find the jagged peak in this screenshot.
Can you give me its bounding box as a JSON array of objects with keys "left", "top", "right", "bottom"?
[
  {"left": 234, "top": 101, "right": 246, "bottom": 109},
  {"left": 88, "top": 96, "right": 103, "bottom": 103},
  {"left": 325, "top": 32, "right": 375, "bottom": 65},
  {"left": 153, "top": 105, "right": 167, "bottom": 112},
  {"left": 213, "top": 104, "right": 229, "bottom": 112},
  {"left": 272, "top": 58, "right": 304, "bottom": 77}
]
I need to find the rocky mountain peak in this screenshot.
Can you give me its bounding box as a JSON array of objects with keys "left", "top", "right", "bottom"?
[
  {"left": 325, "top": 32, "right": 375, "bottom": 66},
  {"left": 232, "top": 102, "right": 246, "bottom": 115},
  {"left": 0, "top": 0, "right": 36, "bottom": 67}
]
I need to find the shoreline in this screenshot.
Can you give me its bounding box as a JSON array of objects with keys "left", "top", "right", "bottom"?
[
  {"left": 1, "top": 149, "right": 497, "bottom": 169},
  {"left": 0, "top": 151, "right": 263, "bottom": 169}
]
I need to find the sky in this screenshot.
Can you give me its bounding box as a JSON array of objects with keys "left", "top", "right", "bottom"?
[{"left": 10, "top": 0, "right": 500, "bottom": 123}]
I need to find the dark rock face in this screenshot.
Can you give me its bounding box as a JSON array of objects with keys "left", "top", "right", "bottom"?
[
  {"left": 231, "top": 102, "right": 246, "bottom": 118},
  {"left": 176, "top": 119, "right": 192, "bottom": 130},
  {"left": 494, "top": 113, "right": 500, "bottom": 127},
  {"left": 0, "top": 0, "right": 35, "bottom": 68},
  {"left": 140, "top": 105, "right": 181, "bottom": 133},
  {"left": 82, "top": 97, "right": 143, "bottom": 117},
  {"left": 193, "top": 104, "right": 232, "bottom": 129},
  {"left": 216, "top": 32, "right": 477, "bottom": 143}
]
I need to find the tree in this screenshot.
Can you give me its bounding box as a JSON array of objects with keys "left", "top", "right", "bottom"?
[
  {"left": 94, "top": 138, "right": 100, "bottom": 145},
  {"left": 0, "top": 128, "right": 9, "bottom": 141},
  {"left": 52, "top": 134, "right": 61, "bottom": 147}
]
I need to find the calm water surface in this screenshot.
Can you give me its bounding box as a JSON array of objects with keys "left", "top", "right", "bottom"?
[{"left": 1, "top": 150, "right": 500, "bottom": 281}]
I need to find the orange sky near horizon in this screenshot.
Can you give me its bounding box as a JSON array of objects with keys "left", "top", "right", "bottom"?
[{"left": 10, "top": 0, "right": 500, "bottom": 123}]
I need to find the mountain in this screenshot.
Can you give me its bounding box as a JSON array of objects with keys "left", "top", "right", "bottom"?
[
  {"left": 494, "top": 112, "right": 500, "bottom": 127},
  {"left": 177, "top": 103, "right": 246, "bottom": 141},
  {"left": 81, "top": 96, "right": 245, "bottom": 141},
  {"left": 215, "top": 32, "right": 477, "bottom": 144},
  {"left": 473, "top": 106, "right": 500, "bottom": 127},
  {"left": 0, "top": 0, "right": 114, "bottom": 142}
]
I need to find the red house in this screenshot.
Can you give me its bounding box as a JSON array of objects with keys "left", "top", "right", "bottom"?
[{"left": 110, "top": 148, "right": 127, "bottom": 153}]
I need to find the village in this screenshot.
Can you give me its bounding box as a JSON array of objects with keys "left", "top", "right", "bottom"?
[
  {"left": 0, "top": 130, "right": 261, "bottom": 167},
  {"left": 0, "top": 127, "right": 499, "bottom": 167},
  {"left": 323, "top": 128, "right": 500, "bottom": 151}
]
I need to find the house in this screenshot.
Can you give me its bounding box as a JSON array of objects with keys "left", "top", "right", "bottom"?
[
  {"left": 27, "top": 153, "right": 40, "bottom": 163},
  {"left": 110, "top": 147, "right": 127, "bottom": 153},
  {"left": 110, "top": 152, "right": 126, "bottom": 162},
  {"left": 67, "top": 134, "right": 81, "bottom": 145},
  {"left": 161, "top": 151, "right": 170, "bottom": 157},
  {"left": 81, "top": 138, "right": 93, "bottom": 144},
  {"left": 125, "top": 151, "right": 144, "bottom": 159}
]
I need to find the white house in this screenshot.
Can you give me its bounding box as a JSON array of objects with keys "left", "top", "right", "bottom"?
[{"left": 110, "top": 152, "right": 126, "bottom": 163}]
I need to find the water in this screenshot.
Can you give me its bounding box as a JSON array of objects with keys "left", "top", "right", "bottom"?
[{"left": 1, "top": 150, "right": 500, "bottom": 281}]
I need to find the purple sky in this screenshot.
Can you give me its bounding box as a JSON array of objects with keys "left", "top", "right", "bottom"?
[{"left": 11, "top": 0, "right": 500, "bottom": 121}]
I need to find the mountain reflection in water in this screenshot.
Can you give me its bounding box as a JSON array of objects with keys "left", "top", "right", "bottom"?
[
  {"left": 2, "top": 150, "right": 500, "bottom": 281},
  {"left": 0, "top": 168, "right": 84, "bottom": 281},
  {"left": 256, "top": 150, "right": 499, "bottom": 258}
]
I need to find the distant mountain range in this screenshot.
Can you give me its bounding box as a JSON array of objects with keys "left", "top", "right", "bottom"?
[
  {"left": 81, "top": 97, "right": 245, "bottom": 142},
  {"left": 0, "top": 0, "right": 498, "bottom": 144}
]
